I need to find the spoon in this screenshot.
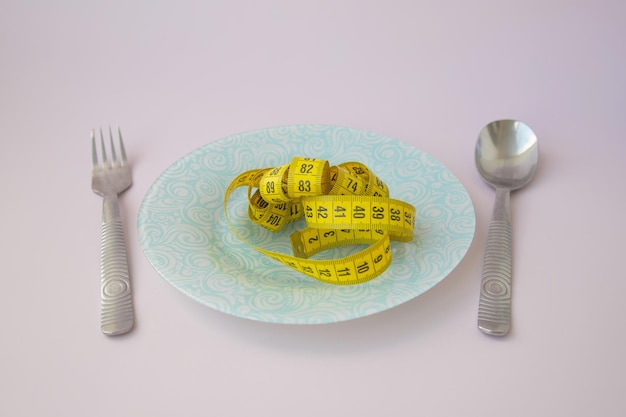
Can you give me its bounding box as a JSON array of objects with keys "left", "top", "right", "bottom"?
[{"left": 475, "top": 119, "right": 539, "bottom": 336}]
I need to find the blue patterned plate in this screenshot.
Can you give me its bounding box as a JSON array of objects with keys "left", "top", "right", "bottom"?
[{"left": 137, "top": 125, "right": 475, "bottom": 324}]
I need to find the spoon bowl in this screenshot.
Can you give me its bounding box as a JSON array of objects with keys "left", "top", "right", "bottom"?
[
  {"left": 476, "top": 120, "right": 539, "bottom": 190},
  {"left": 475, "top": 120, "right": 539, "bottom": 336}
]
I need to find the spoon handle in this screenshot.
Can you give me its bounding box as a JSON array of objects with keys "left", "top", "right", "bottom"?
[{"left": 478, "top": 187, "right": 512, "bottom": 336}]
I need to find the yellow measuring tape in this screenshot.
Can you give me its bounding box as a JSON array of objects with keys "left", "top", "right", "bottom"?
[{"left": 224, "top": 157, "right": 416, "bottom": 285}]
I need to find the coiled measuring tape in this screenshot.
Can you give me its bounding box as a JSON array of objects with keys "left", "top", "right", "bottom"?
[{"left": 224, "top": 156, "right": 415, "bottom": 285}]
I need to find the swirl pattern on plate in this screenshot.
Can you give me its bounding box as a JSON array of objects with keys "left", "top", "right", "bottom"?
[{"left": 137, "top": 125, "right": 475, "bottom": 324}]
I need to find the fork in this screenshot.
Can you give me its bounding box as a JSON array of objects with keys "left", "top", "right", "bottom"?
[{"left": 91, "top": 127, "right": 134, "bottom": 335}]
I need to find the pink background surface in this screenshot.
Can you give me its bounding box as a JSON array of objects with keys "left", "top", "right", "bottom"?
[{"left": 2, "top": 1, "right": 625, "bottom": 416}]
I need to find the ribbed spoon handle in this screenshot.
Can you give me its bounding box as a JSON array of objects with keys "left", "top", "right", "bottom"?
[{"left": 478, "top": 187, "right": 512, "bottom": 336}]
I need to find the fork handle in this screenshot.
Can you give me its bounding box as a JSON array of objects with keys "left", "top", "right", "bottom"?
[{"left": 100, "top": 194, "right": 134, "bottom": 335}]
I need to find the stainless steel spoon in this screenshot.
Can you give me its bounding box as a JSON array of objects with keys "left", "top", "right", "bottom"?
[{"left": 475, "top": 120, "right": 539, "bottom": 336}]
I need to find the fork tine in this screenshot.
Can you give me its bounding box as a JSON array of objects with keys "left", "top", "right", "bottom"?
[
  {"left": 108, "top": 126, "right": 118, "bottom": 165},
  {"left": 117, "top": 126, "right": 128, "bottom": 165},
  {"left": 99, "top": 127, "right": 108, "bottom": 166},
  {"left": 91, "top": 129, "right": 98, "bottom": 168}
]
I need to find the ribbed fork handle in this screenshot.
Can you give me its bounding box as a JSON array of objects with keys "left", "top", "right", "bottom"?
[
  {"left": 478, "top": 187, "right": 512, "bottom": 336},
  {"left": 100, "top": 193, "right": 134, "bottom": 335}
]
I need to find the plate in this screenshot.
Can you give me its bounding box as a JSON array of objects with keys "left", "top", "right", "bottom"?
[{"left": 137, "top": 125, "right": 475, "bottom": 324}]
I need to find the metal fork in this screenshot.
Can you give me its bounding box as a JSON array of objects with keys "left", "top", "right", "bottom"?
[{"left": 91, "top": 127, "right": 134, "bottom": 335}]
